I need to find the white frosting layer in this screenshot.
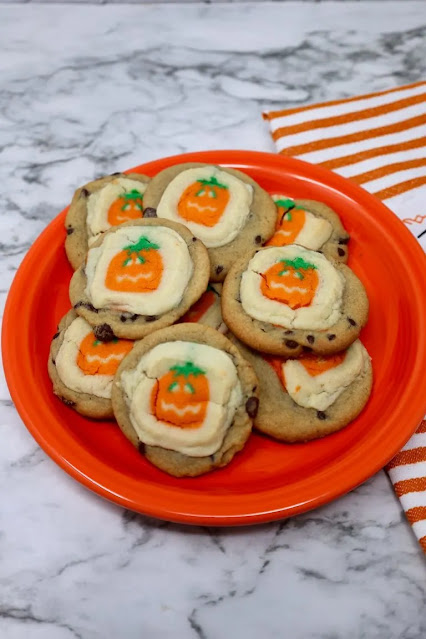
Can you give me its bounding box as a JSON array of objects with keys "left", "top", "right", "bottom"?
[
  {"left": 55, "top": 317, "right": 115, "bottom": 399},
  {"left": 86, "top": 177, "right": 147, "bottom": 244},
  {"left": 120, "top": 341, "right": 242, "bottom": 457},
  {"left": 272, "top": 194, "right": 332, "bottom": 250},
  {"left": 156, "top": 166, "right": 253, "bottom": 248},
  {"left": 85, "top": 225, "right": 193, "bottom": 315},
  {"left": 240, "top": 245, "right": 344, "bottom": 330},
  {"left": 283, "top": 340, "right": 370, "bottom": 411}
]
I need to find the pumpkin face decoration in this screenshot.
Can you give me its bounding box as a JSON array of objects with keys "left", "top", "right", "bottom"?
[
  {"left": 77, "top": 333, "right": 133, "bottom": 375},
  {"left": 105, "top": 235, "right": 163, "bottom": 293},
  {"left": 107, "top": 189, "right": 144, "bottom": 226},
  {"left": 177, "top": 176, "right": 230, "bottom": 227},
  {"left": 282, "top": 341, "right": 368, "bottom": 411},
  {"left": 150, "top": 361, "right": 210, "bottom": 429},
  {"left": 267, "top": 199, "right": 307, "bottom": 247},
  {"left": 260, "top": 256, "right": 319, "bottom": 309},
  {"left": 297, "top": 351, "right": 346, "bottom": 377}
]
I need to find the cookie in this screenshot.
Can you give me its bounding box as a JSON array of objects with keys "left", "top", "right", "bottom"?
[
  {"left": 112, "top": 323, "right": 258, "bottom": 477},
  {"left": 65, "top": 172, "right": 151, "bottom": 270},
  {"left": 69, "top": 218, "right": 210, "bottom": 340},
  {"left": 142, "top": 162, "right": 276, "bottom": 281},
  {"left": 181, "top": 283, "right": 227, "bottom": 333},
  {"left": 222, "top": 244, "right": 368, "bottom": 357},
  {"left": 231, "top": 337, "right": 372, "bottom": 442},
  {"left": 48, "top": 310, "right": 134, "bottom": 419},
  {"left": 267, "top": 196, "right": 350, "bottom": 263}
]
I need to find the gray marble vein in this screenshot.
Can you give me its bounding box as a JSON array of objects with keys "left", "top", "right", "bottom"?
[{"left": 0, "top": 3, "right": 425, "bottom": 638}]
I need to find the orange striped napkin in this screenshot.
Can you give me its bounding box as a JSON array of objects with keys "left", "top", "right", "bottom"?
[{"left": 263, "top": 81, "right": 426, "bottom": 551}]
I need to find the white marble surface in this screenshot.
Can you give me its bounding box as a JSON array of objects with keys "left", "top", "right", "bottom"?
[{"left": 1, "top": 2, "right": 425, "bottom": 638}]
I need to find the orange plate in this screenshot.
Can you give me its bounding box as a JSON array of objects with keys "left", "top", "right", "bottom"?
[{"left": 3, "top": 150, "right": 426, "bottom": 526}]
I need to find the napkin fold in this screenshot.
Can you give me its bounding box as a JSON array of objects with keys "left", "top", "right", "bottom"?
[{"left": 263, "top": 81, "right": 426, "bottom": 552}]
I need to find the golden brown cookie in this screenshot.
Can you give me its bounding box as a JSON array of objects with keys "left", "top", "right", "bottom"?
[
  {"left": 222, "top": 244, "right": 368, "bottom": 357},
  {"left": 112, "top": 323, "right": 258, "bottom": 477},
  {"left": 48, "top": 310, "right": 134, "bottom": 419},
  {"left": 142, "top": 162, "right": 276, "bottom": 282},
  {"left": 65, "top": 172, "right": 151, "bottom": 270},
  {"left": 69, "top": 218, "right": 210, "bottom": 340},
  {"left": 231, "top": 337, "right": 372, "bottom": 442},
  {"left": 267, "top": 196, "right": 350, "bottom": 262}
]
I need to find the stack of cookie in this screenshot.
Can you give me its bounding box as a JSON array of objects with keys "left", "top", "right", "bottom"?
[{"left": 49, "top": 164, "right": 372, "bottom": 477}]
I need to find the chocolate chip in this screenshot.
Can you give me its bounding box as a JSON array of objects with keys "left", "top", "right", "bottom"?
[
  {"left": 51, "top": 358, "right": 56, "bottom": 366},
  {"left": 74, "top": 301, "right": 98, "bottom": 313},
  {"left": 145, "top": 315, "right": 157, "bottom": 322},
  {"left": 284, "top": 330, "right": 293, "bottom": 335},
  {"left": 52, "top": 331, "right": 60, "bottom": 340},
  {"left": 138, "top": 442, "right": 146, "bottom": 455},
  {"left": 215, "top": 265, "right": 224, "bottom": 275},
  {"left": 120, "top": 313, "right": 139, "bottom": 322},
  {"left": 60, "top": 397, "right": 76, "bottom": 407},
  {"left": 245, "top": 396, "right": 259, "bottom": 418},
  {"left": 66, "top": 227, "right": 74, "bottom": 235},
  {"left": 80, "top": 188, "right": 89, "bottom": 198},
  {"left": 348, "top": 317, "right": 357, "bottom": 327},
  {"left": 338, "top": 247, "right": 345, "bottom": 257},
  {"left": 339, "top": 237, "right": 350, "bottom": 245},
  {"left": 327, "top": 334, "right": 336, "bottom": 341},
  {"left": 255, "top": 235, "right": 262, "bottom": 244},
  {"left": 110, "top": 172, "right": 121, "bottom": 176},
  {"left": 94, "top": 323, "right": 115, "bottom": 342},
  {"left": 317, "top": 411, "right": 327, "bottom": 420},
  {"left": 307, "top": 335, "right": 315, "bottom": 344},
  {"left": 252, "top": 385, "right": 257, "bottom": 393},
  {"left": 304, "top": 347, "right": 313, "bottom": 353},
  {"left": 285, "top": 339, "right": 298, "bottom": 349},
  {"left": 143, "top": 207, "right": 157, "bottom": 218}
]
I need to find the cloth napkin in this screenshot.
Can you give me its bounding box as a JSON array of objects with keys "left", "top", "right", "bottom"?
[{"left": 263, "top": 81, "right": 426, "bottom": 552}]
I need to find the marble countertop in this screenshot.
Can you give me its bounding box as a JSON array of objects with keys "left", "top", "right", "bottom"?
[{"left": 1, "top": 2, "right": 425, "bottom": 638}]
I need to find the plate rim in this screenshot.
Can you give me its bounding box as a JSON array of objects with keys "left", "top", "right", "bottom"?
[{"left": 3, "top": 149, "right": 426, "bottom": 526}]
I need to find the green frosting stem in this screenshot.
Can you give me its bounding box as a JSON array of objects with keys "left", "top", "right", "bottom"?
[
  {"left": 170, "top": 361, "right": 206, "bottom": 378},
  {"left": 122, "top": 235, "right": 160, "bottom": 266},
  {"left": 123, "top": 189, "right": 144, "bottom": 201},
  {"left": 278, "top": 257, "right": 317, "bottom": 278},
  {"left": 120, "top": 189, "right": 144, "bottom": 211},
  {"left": 195, "top": 176, "right": 228, "bottom": 196},
  {"left": 279, "top": 257, "right": 317, "bottom": 271},
  {"left": 274, "top": 198, "right": 295, "bottom": 210}
]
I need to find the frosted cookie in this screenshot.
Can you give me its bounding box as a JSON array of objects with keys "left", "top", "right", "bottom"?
[
  {"left": 181, "top": 283, "right": 227, "bottom": 333},
  {"left": 267, "top": 196, "right": 350, "bottom": 263},
  {"left": 65, "top": 172, "right": 151, "bottom": 270},
  {"left": 222, "top": 244, "right": 368, "bottom": 357},
  {"left": 142, "top": 163, "right": 276, "bottom": 281},
  {"left": 48, "top": 310, "right": 133, "bottom": 418},
  {"left": 69, "top": 218, "right": 210, "bottom": 340},
  {"left": 112, "top": 323, "right": 258, "bottom": 477},
  {"left": 232, "top": 338, "right": 372, "bottom": 442}
]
